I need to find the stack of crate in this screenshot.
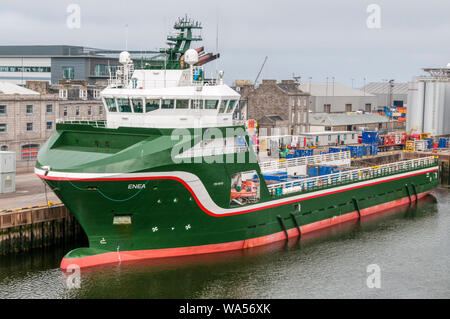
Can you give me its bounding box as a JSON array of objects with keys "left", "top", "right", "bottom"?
[{"left": 0, "top": 151, "right": 15, "bottom": 193}]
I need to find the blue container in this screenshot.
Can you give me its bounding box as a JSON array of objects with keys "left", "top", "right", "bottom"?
[
  {"left": 371, "top": 144, "right": 378, "bottom": 155},
  {"left": 307, "top": 165, "right": 318, "bottom": 177},
  {"left": 424, "top": 138, "right": 434, "bottom": 149},
  {"left": 362, "top": 144, "right": 371, "bottom": 156},
  {"left": 294, "top": 149, "right": 301, "bottom": 157},
  {"left": 328, "top": 147, "right": 338, "bottom": 153},
  {"left": 319, "top": 166, "right": 332, "bottom": 176},
  {"left": 362, "top": 131, "right": 379, "bottom": 144},
  {"left": 319, "top": 165, "right": 338, "bottom": 176},
  {"left": 348, "top": 145, "right": 363, "bottom": 158},
  {"left": 329, "top": 146, "right": 348, "bottom": 153},
  {"left": 438, "top": 137, "right": 449, "bottom": 148},
  {"left": 263, "top": 172, "right": 287, "bottom": 182}
]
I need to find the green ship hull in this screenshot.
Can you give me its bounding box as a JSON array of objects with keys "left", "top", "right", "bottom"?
[{"left": 35, "top": 123, "right": 439, "bottom": 269}]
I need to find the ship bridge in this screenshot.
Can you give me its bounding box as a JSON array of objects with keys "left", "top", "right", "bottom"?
[{"left": 100, "top": 50, "right": 241, "bottom": 129}]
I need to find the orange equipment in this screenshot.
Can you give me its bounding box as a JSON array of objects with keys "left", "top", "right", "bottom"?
[{"left": 230, "top": 181, "right": 257, "bottom": 199}]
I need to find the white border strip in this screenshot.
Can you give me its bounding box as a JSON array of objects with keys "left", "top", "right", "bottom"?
[{"left": 35, "top": 166, "right": 437, "bottom": 215}]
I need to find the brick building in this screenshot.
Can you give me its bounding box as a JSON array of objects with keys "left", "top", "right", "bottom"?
[
  {"left": 238, "top": 79, "right": 310, "bottom": 135},
  {"left": 0, "top": 80, "right": 105, "bottom": 171},
  {"left": 0, "top": 83, "right": 60, "bottom": 171}
]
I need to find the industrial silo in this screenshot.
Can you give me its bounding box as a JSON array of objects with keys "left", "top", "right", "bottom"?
[{"left": 407, "top": 65, "right": 450, "bottom": 135}]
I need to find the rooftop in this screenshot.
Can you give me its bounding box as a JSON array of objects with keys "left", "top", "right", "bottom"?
[
  {"left": 309, "top": 112, "right": 390, "bottom": 126},
  {"left": 360, "top": 82, "right": 409, "bottom": 95},
  {"left": 0, "top": 82, "right": 39, "bottom": 95},
  {"left": 0, "top": 45, "right": 154, "bottom": 58},
  {"left": 299, "top": 82, "right": 375, "bottom": 97}
]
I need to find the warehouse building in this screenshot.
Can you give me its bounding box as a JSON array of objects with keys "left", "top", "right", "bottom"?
[
  {"left": 360, "top": 82, "right": 408, "bottom": 108},
  {"left": 298, "top": 82, "right": 377, "bottom": 113},
  {"left": 308, "top": 112, "right": 394, "bottom": 132},
  {"left": 0, "top": 45, "right": 120, "bottom": 86}
]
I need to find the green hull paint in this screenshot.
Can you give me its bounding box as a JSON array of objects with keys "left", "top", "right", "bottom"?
[{"left": 36, "top": 124, "right": 439, "bottom": 261}]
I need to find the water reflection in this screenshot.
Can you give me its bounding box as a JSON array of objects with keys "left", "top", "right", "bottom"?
[{"left": 0, "top": 191, "right": 448, "bottom": 299}]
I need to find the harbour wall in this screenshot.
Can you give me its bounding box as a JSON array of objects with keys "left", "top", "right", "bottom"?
[{"left": 0, "top": 205, "right": 86, "bottom": 255}]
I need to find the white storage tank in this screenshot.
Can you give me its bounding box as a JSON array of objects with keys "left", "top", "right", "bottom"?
[
  {"left": 0, "top": 151, "right": 16, "bottom": 193},
  {"left": 408, "top": 65, "right": 450, "bottom": 135}
]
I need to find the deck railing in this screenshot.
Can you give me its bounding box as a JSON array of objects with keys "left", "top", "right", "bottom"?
[
  {"left": 267, "top": 156, "right": 437, "bottom": 196},
  {"left": 56, "top": 118, "right": 106, "bottom": 128},
  {"left": 259, "top": 151, "right": 351, "bottom": 172}
]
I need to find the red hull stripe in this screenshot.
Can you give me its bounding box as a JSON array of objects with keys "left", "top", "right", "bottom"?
[
  {"left": 60, "top": 190, "right": 431, "bottom": 270},
  {"left": 37, "top": 168, "right": 437, "bottom": 217}
]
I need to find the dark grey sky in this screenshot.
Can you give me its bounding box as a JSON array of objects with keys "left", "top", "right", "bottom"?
[{"left": 1, "top": 0, "right": 449, "bottom": 86}]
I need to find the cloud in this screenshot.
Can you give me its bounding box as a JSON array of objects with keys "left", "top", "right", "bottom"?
[{"left": 0, "top": 0, "right": 449, "bottom": 85}]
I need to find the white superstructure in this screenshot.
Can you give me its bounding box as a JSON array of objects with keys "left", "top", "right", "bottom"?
[{"left": 101, "top": 51, "right": 240, "bottom": 129}]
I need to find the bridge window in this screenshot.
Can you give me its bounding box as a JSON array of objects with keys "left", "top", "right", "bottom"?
[
  {"left": 105, "top": 98, "right": 117, "bottom": 112},
  {"left": 131, "top": 98, "right": 144, "bottom": 113},
  {"left": 219, "top": 100, "right": 228, "bottom": 113},
  {"left": 191, "top": 100, "right": 203, "bottom": 109},
  {"left": 117, "top": 98, "right": 132, "bottom": 113},
  {"left": 176, "top": 99, "right": 189, "bottom": 109},
  {"left": 161, "top": 99, "right": 175, "bottom": 109},
  {"left": 145, "top": 99, "right": 160, "bottom": 112},
  {"left": 226, "top": 100, "right": 237, "bottom": 113},
  {"left": 205, "top": 100, "right": 219, "bottom": 110}
]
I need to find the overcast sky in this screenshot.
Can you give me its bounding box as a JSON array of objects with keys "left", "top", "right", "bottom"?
[{"left": 1, "top": 0, "right": 449, "bottom": 87}]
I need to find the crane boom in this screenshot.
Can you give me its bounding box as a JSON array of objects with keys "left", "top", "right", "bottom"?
[{"left": 254, "top": 56, "right": 268, "bottom": 85}]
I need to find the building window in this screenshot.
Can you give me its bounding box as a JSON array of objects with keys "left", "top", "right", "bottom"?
[
  {"left": 324, "top": 104, "right": 331, "bottom": 113},
  {"left": 328, "top": 135, "right": 331, "bottom": 141},
  {"left": 1, "top": 145, "right": 7, "bottom": 151},
  {"left": 94, "top": 64, "right": 112, "bottom": 77},
  {"left": 46, "top": 121, "right": 53, "bottom": 130},
  {"left": 59, "top": 89, "right": 68, "bottom": 99},
  {"left": 345, "top": 104, "right": 352, "bottom": 112},
  {"left": 93, "top": 89, "right": 101, "bottom": 99},
  {"left": 0, "top": 66, "right": 50, "bottom": 72},
  {"left": 365, "top": 103, "right": 372, "bottom": 112},
  {"left": 46, "top": 104, "right": 53, "bottom": 114},
  {"left": 0, "top": 123, "right": 6, "bottom": 133},
  {"left": 26, "top": 122, "right": 33, "bottom": 131},
  {"left": 88, "top": 106, "right": 92, "bottom": 116},
  {"left": 63, "top": 106, "right": 67, "bottom": 116},
  {"left": 0, "top": 105, "right": 6, "bottom": 115},
  {"left": 63, "top": 67, "right": 74, "bottom": 79},
  {"left": 21, "top": 144, "right": 39, "bottom": 160},
  {"left": 99, "top": 105, "right": 103, "bottom": 114},
  {"left": 75, "top": 106, "right": 80, "bottom": 116},
  {"left": 79, "top": 89, "right": 87, "bottom": 100},
  {"left": 26, "top": 105, "right": 33, "bottom": 114}
]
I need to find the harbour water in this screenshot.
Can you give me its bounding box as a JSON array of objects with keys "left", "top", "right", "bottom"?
[{"left": 0, "top": 188, "right": 449, "bottom": 299}]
